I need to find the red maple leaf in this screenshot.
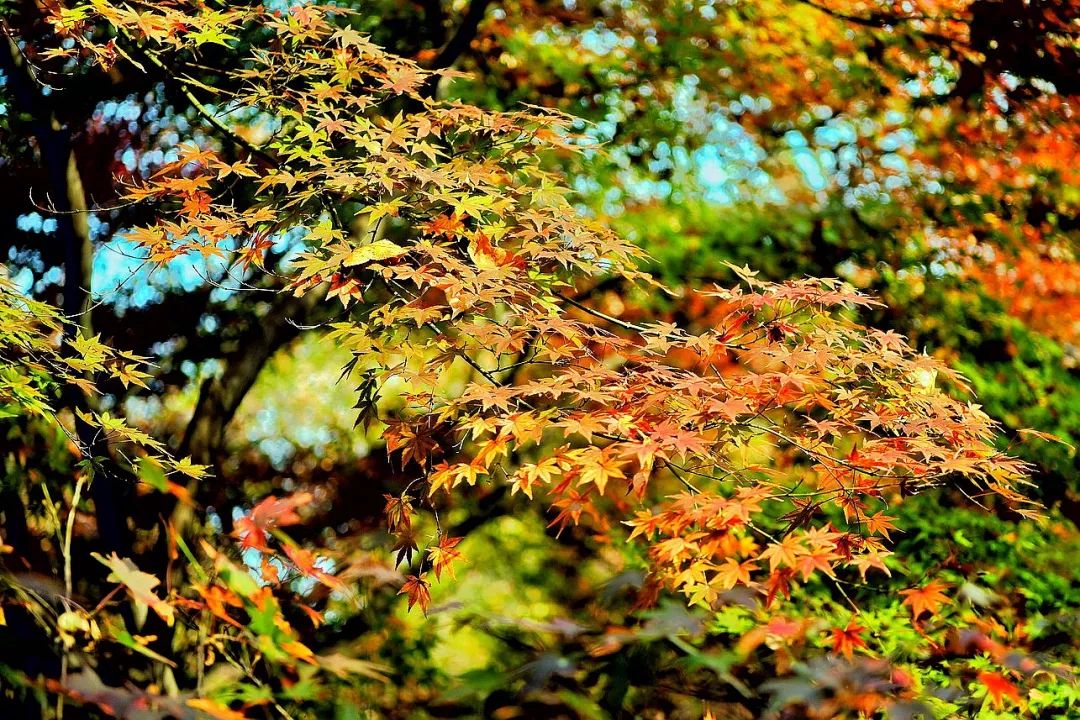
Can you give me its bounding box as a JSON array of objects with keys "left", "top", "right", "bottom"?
[
  {"left": 830, "top": 620, "right": 868, "bottom": 659},
  {"left": 233, "top": 492, "right": 313, "bottom": 551},
  {"left": 978, "top": 671, "right": 1021, "bottom": 709}
]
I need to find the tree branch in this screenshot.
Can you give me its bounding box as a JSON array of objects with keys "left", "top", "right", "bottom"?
[
  {"left": 180, "top": 286, "right": 328, "bottom": 465},
  {"left": 791, "top": 0, "right": 958, "bottom": 45},
  {"left": 420, "top": 0, "right": 495, "bottom": 98}
]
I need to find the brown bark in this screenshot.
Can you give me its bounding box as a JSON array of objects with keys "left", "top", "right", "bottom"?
[{"left": 180, "top": 287, "right": 328, "bottom": 465}]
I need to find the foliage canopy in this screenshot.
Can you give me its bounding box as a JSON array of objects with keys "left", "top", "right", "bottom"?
[{"left": 0, "top": 0, "right": 1077, "bottom": 718}]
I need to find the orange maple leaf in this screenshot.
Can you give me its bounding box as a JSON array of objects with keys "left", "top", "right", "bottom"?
[
  {"left": 715, "top": 558, "right": 757, "bottom": 590},
  {"left": 863, "top": 511, "right": 899, "bottom": 540},
  {"left": 399, "top": 574, "right": 432, "bottom": 614},
  {"left": 187, "top": 698, "right": 247, "bottom": 720},
  {"left": 900, "top": 580, "right": 951, "bottom": 622},
  {"left": 427, "top": 535, "right": 465, "bottom": 581}
]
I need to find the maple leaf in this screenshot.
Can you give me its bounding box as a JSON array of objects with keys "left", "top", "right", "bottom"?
[
  {"left": 383, "top": 493, "right": 414, "bottom": 532},
  {"left": 760, "top": 534, "right": 805, "bottom": 572},
  {"left": 399, "top": 574, "right": 432, "bottom": 614},
  {"left": 1016, "top": 427, "right": 1073, "bottom": 449},
  {"left": 830, "top": 620, "right": 868, "bottom": 659},
  {"left": 180, "top": 191, "right": 212, "bottom": 217},
  {"left": 977, "top": 671, "right": 1021, "bottom": 709},
  {"left": 559, "top": 413, "right": 607, "bottom": 442},
  {"left": 715, "top": 558, "right": 757, "bottom": 590},
  {"left": 576, "top": 448, "right": 625, "bottom": 495},
  {"left": 233, "top": 492, "right": 313, "bottom": 551},
  {"left": 849, "top": 548, "right": 893, "bottom": 581},
  {"left": 381, "top": 65, "right": 425, "bottom": 95},
  {"left": 92, "top": 552, "right": 175, "bottom": 626},
  {"left": 422, "top": 213, "right": 465, "bottom": 237},
  {"left": 511, "top": 456, "right": 564, "bottom": 498},
  {"left": 193, "top": 583, "right": 243, "bottom": 628},
  {"left": 187, "top": 698, "right": 248, "bottom": 720},
  {"left": 427, "top": 535, "right": 464, "bottom": 581},
  {"left": 794, "top": 545, "right": 838, "bottom": 581},
  {"left": 472, "top": 434, "right": 512, "bottom": 470},
  {"left": 385, "top": 420, "right": 442, "bottom": 468},
  {"left": 393, "top": 529, "right": 419, "bottom": 567},
  {"left": 862, "top": 511, "right": 899, "bottom": 540},
  {"left": 548, "top": 489, "right": 599, "bottom": 534},
  {"left": 216, "top": 159, "right": 259, "bottom": 179},
  {"left": 282, "top": 545, "right": 344, "bottom": 589},
  {"left": 426, "top": 463, "right": 456, "bottom": 496},
  {"left": 900, "top": 580, "right": 951, "bottom": 622},
  {"left": 172, "top": 456, "right": 209, "bottom": 479},
  {"left": 343, "top": 239, "right": 410, "bottom": 267}
]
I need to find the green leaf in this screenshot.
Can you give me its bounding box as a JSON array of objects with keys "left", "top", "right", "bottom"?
[{"left": 104, "top": 617, "right": 176, "bottom": 668}]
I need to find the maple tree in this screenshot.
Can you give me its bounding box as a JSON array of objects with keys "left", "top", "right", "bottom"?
[{"left": 0, "top": 0, "right": 1077, "bottom": 718}]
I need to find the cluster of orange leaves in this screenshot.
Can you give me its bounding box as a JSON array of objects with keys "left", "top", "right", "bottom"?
[
  {"left": 30, "top": 4, "right": 1050, "bottom": 703},
  {"left": 47, "top": 0, "right": 1038, "bottom": 617}
]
